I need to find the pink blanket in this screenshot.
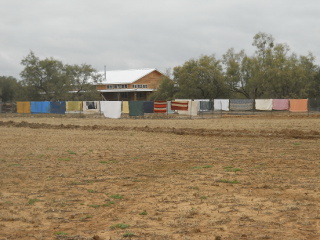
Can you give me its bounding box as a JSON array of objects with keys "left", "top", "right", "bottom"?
[{"left": 272, "top": 99, "right": 289, "bottom": 110}]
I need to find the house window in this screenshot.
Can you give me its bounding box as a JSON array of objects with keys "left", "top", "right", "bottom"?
[
  {"left": 121, "top": 85, "right": 128, "bottom": 88},
  {"left": 113, "top": 85, "right": 120, "bottom": 89},
  {"left": 107, "top": 85, "right": 113, "bottom": 89},
  {"left": 133, "top": 84, "right": 146, "bottom": 88}
]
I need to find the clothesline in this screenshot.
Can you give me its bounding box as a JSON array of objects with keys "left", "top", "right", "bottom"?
[{"left": 15, "top": 99, "right": 314, "bottom": 118}]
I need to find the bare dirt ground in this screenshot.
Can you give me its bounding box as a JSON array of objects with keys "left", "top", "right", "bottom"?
[{"left": 0, "top": 114, "right": 319, "bottom": 240}]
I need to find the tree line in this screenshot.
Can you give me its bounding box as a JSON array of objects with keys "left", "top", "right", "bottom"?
[
  {"left": 0, "top": 52, "right": 103, "bottom": 102},
  {"left": 1, "top": 32, "right": 320, "bottom": 103},
  {"left": 150, "top": 32, "right": 320, "bottom": 100}
]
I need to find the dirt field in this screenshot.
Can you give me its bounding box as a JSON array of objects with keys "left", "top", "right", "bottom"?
[{"left": 0, "top": 114, "right": 319, "bottom": 240}]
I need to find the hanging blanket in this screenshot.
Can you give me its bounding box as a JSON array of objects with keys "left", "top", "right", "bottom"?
[
  {"left": 229, "top": 99, "right": 254, "bottom": 111},
  {"left": 214, "top": 99, "right": 229, "bottom": 111},
  {"left": 308, "top": 98, "right": 320, "bottom": 111},
  {"left": 82, "top": 101, "right": 100, "bottom": 114},
  {"left": 200, "top": 101, "right": 214, "bottom": 111},
  {"left": 129, "top": 101, "right": 144, "bottom": 116},
  {"left": 289, "top": 99, "right": 308, "bottom": 112},
  {"left": 50, "top": 101, "right": 66, "bottom": 114},
  {"left": 31, "top": 101, "right": 50, "bottom": 113},
  {"left": 255, "top": 99, "right": 273, "bottom": 111},
  {"left": 100, "top": 101, "right": 122, "bottom": 118},
  {"left": 190, "top": 101, "right": 199, "bottom": 116},
  {"left": 167, "top": 101, "right": 175, "bottom": 114},
  {"left": 143, "top": 101, "right": 154, "bottom": 113},
  {"left": 66, "top": 101, "right": 82, "bottom": 112},
  {"left": 272, "top": 99, "right": 289, "bottom": 110},
  {"left": 171, "top": 101, "right": 189, "bottom": 111},
  {"left": 193, "top": 100, "right": 202, "bottom": 112},
  {"left": 16, "top": 102, "right": 31, "bottom": 113},
  {"left": 154, "top": 101, "right": 167, "bottom": 113},
  {"left": 122, "top": 101, "right": 129, "bottom": 113}
]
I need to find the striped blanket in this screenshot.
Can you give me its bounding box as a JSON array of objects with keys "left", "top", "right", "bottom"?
[
  {"left": 171, "top": 101, "right": 189, "bottom": 111},
  {"left": 154, "top": 101, "right": 167, "bottom": 113}
]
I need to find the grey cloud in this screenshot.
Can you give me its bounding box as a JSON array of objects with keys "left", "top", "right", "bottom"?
[{"left": 1, "top": 0, "right": 320, "bottom": 79}]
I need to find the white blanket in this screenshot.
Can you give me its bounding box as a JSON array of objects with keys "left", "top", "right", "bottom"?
[
  {"left": 255, "top": 99, "right": 272, "bottom": 111},
  {"left": 214, "top": 99, "right": 229, "bottom": 111},
  {"left": 100, "top": 101, "right": 122, "bottom": 119},
  {"left": 190, "top": 101, "right": 199, "bottom": 116}
]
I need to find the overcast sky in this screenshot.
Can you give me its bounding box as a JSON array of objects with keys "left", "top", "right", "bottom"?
[{"left": 1, "top": 0, "right": 320, "bottom": 79}]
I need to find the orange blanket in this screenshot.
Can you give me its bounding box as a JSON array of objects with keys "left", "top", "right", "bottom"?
[
  {"left": 16, "top": 102, "right": 31, "bottom": 113},
  {"left": 289, "top": 99, "right": 308, "bottom": 112}
]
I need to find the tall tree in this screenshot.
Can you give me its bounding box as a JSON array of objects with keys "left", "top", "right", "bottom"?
[
  {"left": 223, "top": 32, "right": 318, "bottom": 99},
  {"left": 173, "top": 55, "right": 227, "bottom": 99},
  {"left": 65, "top": 64, "right": 102, "bottom": 100},
  {"left": 223, "top": 49, "right": 262, "bottom": 98},
  {"left": 0, "top": 76, "right": 19, "bottom": 102},
  {"left": 20, "top": 51, "right": 102, "bottom": 101},
  {"left": 308, "top": 65, "right": 320, "bottom": 98},
  {"left": 265, "top": 52, "right": 316, "bottom": 98},
  {"left": 20, "top": 52, "right": 66, "bottom": 100}
]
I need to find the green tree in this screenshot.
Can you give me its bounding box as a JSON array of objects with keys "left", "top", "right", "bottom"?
[
  {"left": 223, "top": 32, "right": 318, "bottom": 99},
  {"left": 265, "top": 52, "right": 316, "bottom": 98},
  {"left": 223, "top": 49, "right": 262, "bottom": 98},
  {"left": 65, "top": 64, "right": 102, "bottom": 101},
  {"left": 149, "top": 73, "right": 178, "bottom": 100},
  {"left": 173, "top": 55, "right": 227, "bottom": 99},
  {"left": 308, "top": 65, "right": 320, "bottom": 97},
  {"left": 253, "top": 32, "right": 318, "bottom": 98},
  {"left": 20, "top": 52, "right": 67, "bottom": 101},
  {"left": 20, "top": 51, "right": 102, "bottom": 101},
  {"left": 0, "top": 76, "right": 19, "bottom": 102}
]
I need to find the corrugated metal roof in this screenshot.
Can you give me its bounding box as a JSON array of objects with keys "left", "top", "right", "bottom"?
[{"left": 99, "top": 68, "right": 157, "bottom": 84}]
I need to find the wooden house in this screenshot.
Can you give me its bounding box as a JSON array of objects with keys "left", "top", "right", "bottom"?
[{"left": 96, "top": 68, "right": 164, "bottom": 101}]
